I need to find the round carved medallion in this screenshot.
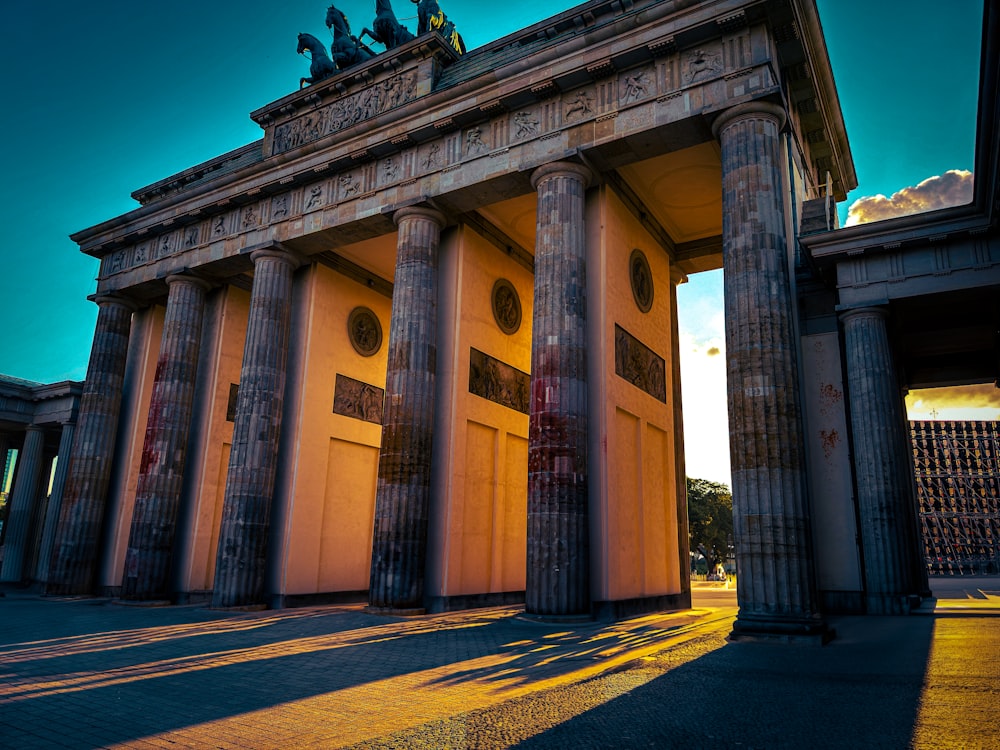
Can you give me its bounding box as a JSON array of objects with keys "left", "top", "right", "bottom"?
[
  {"left": 348, "top": 307, "right": 382, "bottom": 357},
  {"left": 629, "top": 249, "right": 654, "bottom": 313},
  {"left": 491, "top": 279, "right": 522, "bottom": 335}
]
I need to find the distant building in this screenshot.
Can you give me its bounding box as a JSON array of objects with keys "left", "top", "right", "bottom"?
[{"left": 911, "top": 421, "right": 1000, "bottom": 576}]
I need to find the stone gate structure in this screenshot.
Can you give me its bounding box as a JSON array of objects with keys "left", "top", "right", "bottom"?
[{"left": 22, "top": 0, "right": 1000, "bottom": 640}]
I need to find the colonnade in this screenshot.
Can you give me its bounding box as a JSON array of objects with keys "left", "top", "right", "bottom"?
[{"left": 37, "top": 99, "right": 926, "bottom": 628}]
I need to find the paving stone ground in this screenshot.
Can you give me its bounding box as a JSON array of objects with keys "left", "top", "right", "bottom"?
[{"left": 0, "top": 580, "right": 997, "bottom": 749}]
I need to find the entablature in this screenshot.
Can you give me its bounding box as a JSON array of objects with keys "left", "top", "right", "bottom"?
[{"left": 72, "top": 0, "right": 852, "bottom": 300}]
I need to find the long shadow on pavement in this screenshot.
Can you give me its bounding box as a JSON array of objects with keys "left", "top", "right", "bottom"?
[
  {"left": 0, "top": 596, "right": 715, "bottom": 748},
  {"left": 511, "top": 616, "right": 936, "bottom": 750}
]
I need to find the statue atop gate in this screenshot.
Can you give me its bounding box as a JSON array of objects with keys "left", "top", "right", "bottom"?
[{"left": 299, "top": 1, "right": 465, "bottom": 87}]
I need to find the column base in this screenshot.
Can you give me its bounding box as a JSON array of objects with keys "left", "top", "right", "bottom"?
[
  {"left": 365, "top": 606, "right": 427, "bottom": 617},
  {"left": 113, "top": 598, "right": 172, "bottom": 607},
  {"left": 865, "top": 593, "right": 924, "bottom": 616},
  {"left": 729, "top": 614, "right": 835, "bottom": 645},
  {"left": 519, "top": 612, "right": 594, "bottom": 625}
]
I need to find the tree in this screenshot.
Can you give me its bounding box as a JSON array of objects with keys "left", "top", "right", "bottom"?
[{"left": 687, "top": 477, "right": 733, "bottom": 577}]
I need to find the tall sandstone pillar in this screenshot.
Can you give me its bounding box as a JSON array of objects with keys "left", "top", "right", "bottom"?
[
  {"left": 35, "top": 422, "right": 76, "bottom": 584},
  {"left": 713, "top": 102, "right": 827, "bottom": 640},
  {"left": 841, "top": 306, "right": 925, "bottom": 614},
  {"left": 1, "top": 426, "right": 47, "bottom": 582},
  {"left": 47, "top": 295, "right": 136, "bottom": 594},
  {"left": 212, "top": 248, "right": 299, "bottom": 608},
  {"left": 669, "top": 268, "right": 691, "bottom": 594},
  {"left": 122, "top": 274, "right": 211, "bottom": 600},
  {"left": 369, "top": 206, "right": 444, "bottom": 611},
  {"left": 525, "top": 162, "right": 592, "bottom": 618}
]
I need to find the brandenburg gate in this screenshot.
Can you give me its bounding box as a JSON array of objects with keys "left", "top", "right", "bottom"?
[{"left": 30, "top": 0, "right": 997, "bottom": 641}]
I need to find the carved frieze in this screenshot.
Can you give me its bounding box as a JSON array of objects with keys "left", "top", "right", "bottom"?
[
  {"left": 614, "top": 324, "right": 666, "bottom": 402},
  {"left": 629, "top": 249, "right": 654, "bottom": 313},
  {"left": 491, "top": 279, "right": 522, "bottom": 334},
  {"left": 98, "top": 32, "right": 773, "bottom": 284},
  {"left": 469, "top": 348, "right": 530, "bottom": 414},
  {"left": 271, "top": 72, "right": 419, "bottom": 156},
  {"left": 348, "top": 306, "right": 383, "bottom": 357},
  {"left": 333, "top": 374, "right": 384, "bottom": 424}
]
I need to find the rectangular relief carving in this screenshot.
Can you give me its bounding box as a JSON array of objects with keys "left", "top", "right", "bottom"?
[
  {"left": 272, "top": 73, "right": 419, "bottom": 156},
  {"left": 614, "top": 324, "right": 666, "bottom": 403},
  {"left": 333, "top": 374, "right": 384, "bottom": 424},
  {"left": 469, "top": 348, "right": 530, "bottom": 414}
]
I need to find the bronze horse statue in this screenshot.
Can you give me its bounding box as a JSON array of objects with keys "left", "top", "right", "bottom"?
[
  {"left": 360, "top": 0, "right": 416, "bottom": 50},
  {"left": 325, "top": 5, "right": 376, "bottom": 70},
  {"left": 297, "top": 32, "right": 337, "bottom": 88}
]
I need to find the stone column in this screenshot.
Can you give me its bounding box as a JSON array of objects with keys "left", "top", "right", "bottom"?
[
  {"left": 1, "top": 426, "right": 47, "bottom": 583},
  {"left": 669, "top": 267, "right": 691, "bottom": 594},
  {"left": 47, "top": 295, "right": 136, "bottom": 595},
  {"left": 713, "top": 103, "right": 826, "bottom": 640},
  {"left": 122, "top": 274, "right": 211, "bottom": 600},
  {"left": 525, "top": 162, "right": 592, "bottom": 618},
  {"left": 212, "top": 248, "right": 299, "bottom": 608},
  {"left": 841, "top": 306, "right": 924, "bottom": 614},
  {"left": 369, "top": 206, "right": 445, "bottom": 612},
  {"left": 34, "top": 422, "right": 75, "bottom": 584}
]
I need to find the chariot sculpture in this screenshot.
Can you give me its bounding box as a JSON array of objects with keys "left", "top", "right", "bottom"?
[{"left": 298, "top": 1, "right": 465, "bottom": 88}]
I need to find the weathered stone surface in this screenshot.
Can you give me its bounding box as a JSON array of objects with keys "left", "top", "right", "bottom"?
[
  {"left": 669, "top": 268, "right": 691, "bottom": 595},
  {"left": 369, "top": 207, "right": 444, "bottom": 611},
  {"left": 33, "top": 422, "right": 75, "bottom": 584},
  {"left": 0, "top": 426, "right": 46, "bottom": 582},
  {"left": 212, "top": 249, "right": 298, "bottom": 608},
  {"left": 47, "top": 296, "right": 135, "bottom": 595},
  {"left": 714, "top": 103, "right": 826, "bottom": 639},
  {"left": 841, "top": 306, "right": 926, "bottom": 614},
  {"left": 526, "top": 161, "right": 592, "bottom": 618},
  {"left": 122, "top": 275, "right": 211, "bottom": 600}
]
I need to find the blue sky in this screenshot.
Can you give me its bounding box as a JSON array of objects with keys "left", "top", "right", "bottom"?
[{"left": 0, "top": 0, "right": 987, "bottom": 484}]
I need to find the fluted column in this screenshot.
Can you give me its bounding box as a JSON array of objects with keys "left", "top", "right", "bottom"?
[
  {"left": 122, "top": 275, "right": 211, "bottom": 600},
  {"left": 669, "top": 267, "right": 691, "bottom": 594},
  {"left": 714, "top": 103, "right": 826, "bottom": 640},
  {"left": 1, "top": 426, "right": 47, "bottom": 582},
  {"left": 369, "top": 206, "right": 444, "bottom": 611},
  {"left": 841, "top": 306, "right": 924, "bottom": 614},
  {"left": 47, "top": 295, "right": 136, "bottom": 594},
  {"left": 525, "top": 162, "right": 593, "bottom": 618},
  {"left": 212, "top": 248, "right": 299, "bottom": 608},
  {"left": 34, "top": 422, "right": 75, "bottom": 583}
]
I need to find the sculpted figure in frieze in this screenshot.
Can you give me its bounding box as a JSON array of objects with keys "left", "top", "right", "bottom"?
[
  {"left": 361, "top": 0, "right": 416, "bottom": 50},
  {"left": 325, "top": 5, "right": 376, "bottom": 70},
  {"left": 297, "top": 32, "right": 338, "bottom": 88}
]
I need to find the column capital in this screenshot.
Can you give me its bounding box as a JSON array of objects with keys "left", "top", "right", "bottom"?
[
  {"left": 91, "top": 293, "right": 140, "bottom": 313},
  {"left": 249, "top": 245, "right": 305, "bottom": 270},
  {"left": 839, "top": 304, "right": 890, "bottom": 324},
  {"left": 711, "top": 101, "right": 787, "bottom": 139},
  {"left": 669, "top": 267, "right": 688, "bottom": 286},
  {"left": 530, "top": 161, "right": 594, "bottom": 191},
  {"left": 393, "top": 205, "right": 446, "bottom": 229},
  {"left": 165, "top": 273, "right": 213, "bottom": 292}
]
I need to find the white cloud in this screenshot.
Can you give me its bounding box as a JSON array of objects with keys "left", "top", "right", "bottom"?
[{"left": 845, "top": 170, "right": 974, "bottom": 226}]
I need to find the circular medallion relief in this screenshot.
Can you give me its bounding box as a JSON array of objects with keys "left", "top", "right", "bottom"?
[
  {"left": 491, "top": 279, "right": 522, "bottom": 335},
  {"left": 348, "top": 307, "right": 383, "bottom": 357},
  {"left": 629, "top": 249, "right": 654, "bottom": 313}
]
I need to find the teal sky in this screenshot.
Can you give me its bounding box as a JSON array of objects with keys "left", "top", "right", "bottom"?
[{"left": 0, "top": 1, "right": 984, "bottom": 402}]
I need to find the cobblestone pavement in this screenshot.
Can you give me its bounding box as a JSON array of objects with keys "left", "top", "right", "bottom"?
[{"left": 0, "top": 582, "right": 997, "bottom": 749}]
